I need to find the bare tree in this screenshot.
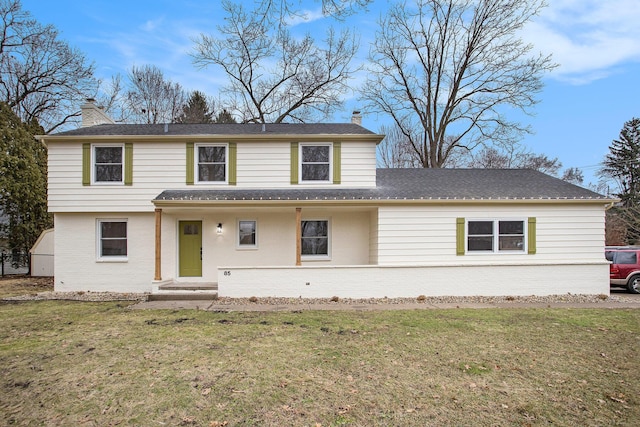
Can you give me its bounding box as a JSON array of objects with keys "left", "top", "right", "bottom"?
[
  {"left": 124, "top": 65, "right": 187, "bottom": 124},
  {"left": 0, "top": 0, "right": 97, "bottom": 132},
  {"left": 192, "top": 0, "right": 359, "bottom": 123},
  {"left": 466, "top": 145, "right": 562, "bottom": 175},
  {"left": 257, "top": 0, "right": 371, "bottom": 23},
  {"left": 361, "top": 0, "right": 556, "bottom": 168}
]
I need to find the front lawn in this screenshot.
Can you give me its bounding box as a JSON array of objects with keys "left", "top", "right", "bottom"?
[{"left": 1, "top": 299, "right": 639, "bottom": 426}]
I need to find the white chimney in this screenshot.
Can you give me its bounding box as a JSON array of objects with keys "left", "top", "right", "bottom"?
[
  {"left": 351, "top": 110, "right": 362, "bottom": 126},
  {"left": 80, "top": 98, "right": 115, "bottom": 127}
]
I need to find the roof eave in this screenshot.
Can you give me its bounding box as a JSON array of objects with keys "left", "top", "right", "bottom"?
[
  {"left": 152, "top": 197, "right": 615, "bottom": 208},
  {"left": 37, "top": 133, "right": 385, "bottom": 144}
]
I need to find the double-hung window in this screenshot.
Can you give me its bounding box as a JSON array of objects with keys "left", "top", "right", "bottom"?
[
  {"left": 97, "top": 220, "right": 127, "bottom": 260},
  {"left": 238, "top": 220, "right": 257, "bottom": 249},
  {"left": 197, "top": 144, "right": 227, "bottom": 183},
  {"left": 467, "top": 220, "right": 525, "bottom": 253},
  {"left": 300, "top": 144, "right": 332, "bottom": 182},
  {"left": 94, "top": 145, "right": 123, "bottom": 183},
  {"left": 301, "top": 220, "right": 329, "bottom": 257}
]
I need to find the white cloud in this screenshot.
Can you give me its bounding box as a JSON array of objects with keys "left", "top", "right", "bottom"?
[
  {"left": 286, "top": 8, "right": 325, "bottom": 26},
  {"left": 522, "top": 0, "right": 640, "bottom": 84}
]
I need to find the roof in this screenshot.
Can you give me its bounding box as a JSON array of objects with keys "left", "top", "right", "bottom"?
[
  {"left": 154, "top": 168, "right": 610, "bottom": 204},
  {"left": 48, "top": 123, "right": 377, "bottom": 137}
]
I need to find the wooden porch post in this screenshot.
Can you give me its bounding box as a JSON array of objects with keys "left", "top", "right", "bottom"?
[
  {"left": 295, "top": 207, "right": 302, "bottom": 266},
  {"left": 154, "top": 208, "right": 162, "bottom": 281}
]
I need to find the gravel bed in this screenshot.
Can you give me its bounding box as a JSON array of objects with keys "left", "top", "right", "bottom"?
[{"left": 3, "top": 291, "right": 638, "bottom": 305}]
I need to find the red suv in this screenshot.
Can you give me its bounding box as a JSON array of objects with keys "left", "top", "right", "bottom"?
[{"left": 606, "top": 246, "right": 640, "bottom": 294}]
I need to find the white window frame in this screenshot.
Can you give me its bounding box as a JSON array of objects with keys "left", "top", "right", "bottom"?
[
  {"left": 237, "top": 219, "right": 258, "bottom": 250},
  {"left": 92, "top": 144, "right": 124, "bottom": 185},
  {"left": 300, "top": 218, "right": 331, "bottom": 260},
  {"left": 96, "top": 219, "right": 128, "bottom": 262},
  {"left": 299, "top": 143, "right": 333, "bottom": 184},
  {"left": 195, "top": 143, "right": 228, "bottom": 184},
  {"left": 466, "top": 219, "right": 526, "bottom": 254}
]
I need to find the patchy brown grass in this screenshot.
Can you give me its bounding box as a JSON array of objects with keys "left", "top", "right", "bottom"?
[
  {"left": 0, "top": 299, "right": 639, "bottom": 426},
  {"left": 0, "top": 275, "right": 52, "bottom": 298}
]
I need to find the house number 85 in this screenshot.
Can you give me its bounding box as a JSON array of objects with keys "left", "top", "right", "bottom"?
[{"left": 223, "top": 271, "right": 231, "bottom": 276}]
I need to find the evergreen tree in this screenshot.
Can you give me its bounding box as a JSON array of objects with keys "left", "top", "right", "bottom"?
[
  {"left": 601, "top": 118, "right": 640, "bottom": 207},
  {"left": 0, "top": 102, "right": 52, "bottom": 256},
  {"left": 175, "top": 91, "right": 213, "bottom": 124},
  {"left": 214, "top": 109, "right": 237, "bottom": 124}
]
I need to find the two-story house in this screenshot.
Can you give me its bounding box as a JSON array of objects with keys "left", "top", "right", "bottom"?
[{"left": 37, "top": 101, "right": 613, "bottom": 298}]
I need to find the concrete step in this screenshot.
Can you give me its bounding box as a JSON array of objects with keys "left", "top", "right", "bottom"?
[
  {"left": 148, "top": 292, "right": 218, "bottom": 302},
  {"left": 158, "top": 282, "right": 218, "bottom": 291}
]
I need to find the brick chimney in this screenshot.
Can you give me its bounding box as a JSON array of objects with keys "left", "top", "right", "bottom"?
[
  {"left": 351, "top": 110, "right": 362, "bottom": 126},
  {"left": 80, "top": 98, "right": 115, "bottom": 127}
]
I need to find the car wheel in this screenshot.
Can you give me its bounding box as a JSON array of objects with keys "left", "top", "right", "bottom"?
[{"left": 627, "top": 276, "right": 640, "bottom": 294}]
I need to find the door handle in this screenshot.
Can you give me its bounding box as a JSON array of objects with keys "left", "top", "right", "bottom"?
[{"left": 200, "top": 247, "right": 202, "bottom": 260}]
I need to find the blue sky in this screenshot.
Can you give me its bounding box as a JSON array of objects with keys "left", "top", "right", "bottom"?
[{"left": 20, "top": 0, "right": 640, "bottom": 186}]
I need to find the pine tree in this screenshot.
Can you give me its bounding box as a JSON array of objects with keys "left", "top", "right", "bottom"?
[
  {"left": 175, "top": 91, "right": 213, "bottom": 124},
  {"left": 0, "top": 102, "right": 52, "bottom": 255},
  {"left": 602, "top": 118, "right": 640, "bottom": 207},
  {"left": 214, "top": 109, "right": 237, "bottom": 124}
]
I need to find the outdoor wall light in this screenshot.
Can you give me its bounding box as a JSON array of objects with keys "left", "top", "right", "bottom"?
[{"left": 217, "top": 223, "right": 223, "bottom": 234}]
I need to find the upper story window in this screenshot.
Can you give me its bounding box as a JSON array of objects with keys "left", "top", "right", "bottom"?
[
  {"left": 83, "top": 143, "right": 131, "bottom": 186},
  {"left": 467, "top": 220, "right": 525, "bottom": 253},
  {"left": 300, "top": 143, "right": 332, "bottom": 183},
  {"left": 197, "top": 144, "right": 227, "bottom": 183},
  {"left": 94, "top": 145, "right": 123, "bottom": 184}
]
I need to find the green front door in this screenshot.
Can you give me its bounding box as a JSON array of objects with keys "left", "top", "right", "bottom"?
[{"left": 179, "top": 221, "right": 202, "bottom": 277}]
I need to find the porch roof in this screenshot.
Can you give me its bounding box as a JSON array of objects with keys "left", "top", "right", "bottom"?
[{"left": 154, "top": 169, "right": 611, "bottom": 204}]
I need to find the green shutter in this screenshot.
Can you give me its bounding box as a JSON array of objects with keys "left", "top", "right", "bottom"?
[
  {"left": 228, "top": 142, "right": 237, "bottom": 185},
  {"left": 124, "top": 143, "right": 133, "bottom": 186},
  {"left": 82, "top": 143, "right": 91, "bottom": 186},
  {"left": 186, "top": 142, "right": 194, "bottom": 185},
  {"left": 528, "top": 217, "right": 537, "bottom": 255},
  {"left": 333, "top": 142, "right": 341, "bottom": 184},
  {"left": 290, "top": 142, "right": 299, "bottom": 184},
  {"left": 456, "top": 217, "right": 465, "bottom": 256}
]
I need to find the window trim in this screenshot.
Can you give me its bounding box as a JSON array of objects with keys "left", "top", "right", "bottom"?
[
  {"left": 96, "top": 219, "right": 128, "bottom": 262},
  {"left": 298, "top": 143, "right": 333, "bottom": 184},
  {"left": 237, "top": 219, "right": 258, "bottom": 250},
  {"left": 300, "top": 218, "right": 331, "bottom": 260},
  {"left": 195, "top": 143, "right": 228, "bottom": 184},
  {"left": 466, "top": 218, "right": 526, "bottom": 254},
  {"left": 92, "top": 144, "right": 124, "bottom": 185}
]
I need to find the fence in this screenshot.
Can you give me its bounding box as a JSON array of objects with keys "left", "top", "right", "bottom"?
[{"left": 0, "top": 250, "right": 30, "bottom": 276}]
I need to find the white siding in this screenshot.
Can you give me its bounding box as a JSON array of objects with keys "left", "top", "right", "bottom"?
[
  {"left": 218, "top": 263, "right": 610, "bottom": 298},
  {"left": 377, "top": 204, "right": 606, "bottom": 265},
  {"left": 47, "top": 140, "right": 378, "bottom": 212}
]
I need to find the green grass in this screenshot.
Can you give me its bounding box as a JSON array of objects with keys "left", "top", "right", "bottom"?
[{"left": 1, "top": 300, "right": 639, "bottom": 426}]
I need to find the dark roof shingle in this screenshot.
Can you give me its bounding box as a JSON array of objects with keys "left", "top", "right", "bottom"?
[
  {"left": 154, "top": 168, "right": 607, "bottom": 203},
  {"left": 52, "top": 123, "right": 377, "bottom": 137}
]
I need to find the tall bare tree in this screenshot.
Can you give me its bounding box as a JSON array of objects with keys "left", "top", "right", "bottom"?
[
  {"left": 192, "top": 0, "right": 359, "bottom": 123},
  {"left": 124, "top": 65, "right": 187, "bottom": 124},
  {"left": 361, "top": 0, "right": 555, "bottom": 168},
  {"left": 0, "top": 0, "right": 97, "bottom": 133},
  {"left": 257, "top": 0, "right": 371, "bottom": 23}
]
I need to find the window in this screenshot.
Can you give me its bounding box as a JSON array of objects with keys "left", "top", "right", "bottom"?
[
  {"left": 301, "top": 220, "right": 329, "bottom": 257},
  {"left": 467, "top": 220, "right": 525, "bottom": 253},
  {"left": 98, "top": 220, "right": 127, "bottom": 260},
  {"left": 615, "top": 251, "right": 637, "bottom": 265},
  {"left": 300, "top": 144, "right": 331, "bottom": 182},
  {"left": 238, "top": 220, "right": 257, "bottom": 249},
  {"left": 197, "top": 144, "right": 227, "bottom": 183},
  {"left": 94, "top": 145, "right": 123, "bottom": 183}
]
